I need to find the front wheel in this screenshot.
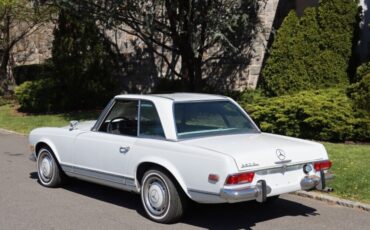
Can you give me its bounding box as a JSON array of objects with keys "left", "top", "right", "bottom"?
[
  {"left": 140, "top": 169, "right": 186, "bottom": 223},
  {"left": 37, "top": 147, "right": 64, "bottom": 187}
]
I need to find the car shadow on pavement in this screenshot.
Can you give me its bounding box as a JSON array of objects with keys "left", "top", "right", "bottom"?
[
  {"left": 182, "top": 198, "right": 318, "bottom": 229},
  {"left": 30, "top": 172, "right": 318, "bottom": 229}
]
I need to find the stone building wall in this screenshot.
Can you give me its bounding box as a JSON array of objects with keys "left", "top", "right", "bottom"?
[
  {"left": 241, "top": 0, "right": 281, "bottom": 90},
  {"left": 9, "top": 0, "right": 297, "bottom": 91},
  {"left": 11, "top": 22, "right": 54, "bottom": 66}
]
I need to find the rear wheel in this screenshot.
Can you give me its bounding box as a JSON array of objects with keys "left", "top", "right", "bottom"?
[
  {"left": 140, "top": 169, "right": 186, "bottom": 223},
  {"left": 37, "top": 147, "right": 64, "bottom": 187}
]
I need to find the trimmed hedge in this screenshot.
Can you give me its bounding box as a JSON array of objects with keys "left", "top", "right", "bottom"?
[
  {"left": 242, "top": 88, "right": 369, "bottom": 142},
  {"left": 261, "top": 0, "right": 358, "bottom": 96}
]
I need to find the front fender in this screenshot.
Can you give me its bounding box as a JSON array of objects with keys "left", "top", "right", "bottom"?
[{"left": 34, "top": 138, "right": 61, "bottom": 163}]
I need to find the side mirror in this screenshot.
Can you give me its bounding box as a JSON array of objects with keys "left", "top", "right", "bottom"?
[{"left": 69, "top": 120, "right": 79, "bottom": 131}]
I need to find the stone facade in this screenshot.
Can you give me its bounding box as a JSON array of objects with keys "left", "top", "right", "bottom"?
[
  {"left": 10, "top": 0, "right": 321, "bottom": 91},
  {"left": 241, "top": 0, "right": 281, "bottom": 90},
  {"left": 11, "top": 22, "right": 54, "bottom": 66}
]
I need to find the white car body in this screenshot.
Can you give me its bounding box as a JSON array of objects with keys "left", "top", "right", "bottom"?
[{"left": 29, "top": 93, "right": 332, "bottom": 205}]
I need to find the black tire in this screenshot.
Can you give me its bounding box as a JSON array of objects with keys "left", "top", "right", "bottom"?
[
  {"left": 36, "top": 147, "right": 64, "bottom": 187},
  {"left": 140, "top": 168, "right": 187, "bottom": 223}
]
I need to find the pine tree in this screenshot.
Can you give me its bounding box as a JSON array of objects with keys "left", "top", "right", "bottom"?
[
  {"left": 261, "top": 0, "right": 358, "bottom": 96},
  {"left": 52, "top": 10, "right": 120, "bottom": 110}
]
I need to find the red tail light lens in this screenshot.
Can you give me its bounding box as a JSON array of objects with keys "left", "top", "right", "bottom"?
[
  {"left": 225, "top": 172, "right": 255, "bottom": 185},
  {"left": 314, "top": 160, "right": 332, "bottom": 171}
]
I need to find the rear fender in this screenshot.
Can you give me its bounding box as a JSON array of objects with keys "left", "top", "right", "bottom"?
[{"left": 135, "top": 157, "right": 189, "bottom": 197}]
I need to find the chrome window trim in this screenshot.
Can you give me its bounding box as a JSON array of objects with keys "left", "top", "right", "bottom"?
[
  {"left": 172, "top": 99, "right": 261, "bottom": 140},
  {"left": 138, "top": 100, "right": 166, "bottom": 139},
  {"left": 91, "top": 99, "right": 115, "bottom": 131},
  {"left": 93, "top": 98, "right": 167, "bottom": 141},
  {"left": 137, "top": 100, "right": 141, "bottom": 136}
]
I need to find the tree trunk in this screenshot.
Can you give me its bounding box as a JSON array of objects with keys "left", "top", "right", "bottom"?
[{"left": 0, "top": 13, "right": 11, "bottom": 95}]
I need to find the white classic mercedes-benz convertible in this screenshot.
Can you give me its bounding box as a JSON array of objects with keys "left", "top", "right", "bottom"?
[{"left": 29, "top": 93, "right": 333, "bottom": 223}]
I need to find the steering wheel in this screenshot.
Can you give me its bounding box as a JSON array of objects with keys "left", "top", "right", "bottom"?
[{"left": 107, "top": 116, "right": 129, "bottom": 133}]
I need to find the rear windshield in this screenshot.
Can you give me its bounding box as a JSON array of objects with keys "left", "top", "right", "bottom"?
[{"left": 174, "top": 101, "right": 259, "bottom": 139}]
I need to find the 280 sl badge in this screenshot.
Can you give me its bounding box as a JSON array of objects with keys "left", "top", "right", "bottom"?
[{"left": 241, "top": 162, "right": 259, "bottom": 168}]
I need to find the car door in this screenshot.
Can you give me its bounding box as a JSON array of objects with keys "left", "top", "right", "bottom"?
[{"left": 71, "top": 99, "right": 139, "bottom": 187}]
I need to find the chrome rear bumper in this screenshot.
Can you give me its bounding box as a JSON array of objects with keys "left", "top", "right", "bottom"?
[
  {"left": 300, "top": 171, "right": 334, "bottom": 191},
  {"left": 220, "top": 171, "right": 334, "bottom": 203},
  {"left": 220, "top": 180, "right": 267, "bottom": 203}
]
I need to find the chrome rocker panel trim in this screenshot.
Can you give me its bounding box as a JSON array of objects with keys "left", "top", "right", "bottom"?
[{"left": 61, "top": 164, "right": 139, "bottom": 193}]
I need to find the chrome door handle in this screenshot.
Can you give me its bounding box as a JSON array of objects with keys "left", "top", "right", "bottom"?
[{"left": 119, "top": 146, "right": 130, "bottom": 154}]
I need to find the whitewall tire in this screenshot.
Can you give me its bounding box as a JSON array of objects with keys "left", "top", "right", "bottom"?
[
  {"left": 37, "top": 147, "right": 64, "bottom": 187},
  {"left": 140, "top": 169, "right": 186, "bottom": 223}
]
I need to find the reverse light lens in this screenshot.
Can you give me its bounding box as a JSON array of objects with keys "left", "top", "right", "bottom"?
[
  {"left": 314, "top": 160, "right": 332, "bottom": 171},
  {"left": 225, "top": 172, "right": 255, "bottom": 185}
]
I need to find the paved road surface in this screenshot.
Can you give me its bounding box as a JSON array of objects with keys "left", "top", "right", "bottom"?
[{"left": 0, "top": 130, "right": 369, "bottom": 230}]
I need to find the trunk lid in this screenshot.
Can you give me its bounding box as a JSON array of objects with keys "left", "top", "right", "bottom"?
[{"left": 181, "top": 133, "right": 325, "bottom": 171}]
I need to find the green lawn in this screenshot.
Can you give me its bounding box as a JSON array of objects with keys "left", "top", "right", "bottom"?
[
  {"left": 0, "top": 104, "right": 99, "bottom": 134},
  {"left": 324, "top": 142, "right": 370, "bottom": 203},
  {"left": 1, "top": 103, "right": 369, "bottom": 203}
]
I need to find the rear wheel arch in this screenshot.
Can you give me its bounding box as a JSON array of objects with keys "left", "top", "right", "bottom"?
[{"left": 136, "top": 162, "right": 189, "bottom": 198}]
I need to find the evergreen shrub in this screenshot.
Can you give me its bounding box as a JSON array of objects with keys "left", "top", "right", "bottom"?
[{"left": 261, "top": 0, "right": 358, "bottom": 96}]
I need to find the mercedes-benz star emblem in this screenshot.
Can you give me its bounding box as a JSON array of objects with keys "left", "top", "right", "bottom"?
[{"left": 276, "top": 149, "right": 286, "bottom": 161}]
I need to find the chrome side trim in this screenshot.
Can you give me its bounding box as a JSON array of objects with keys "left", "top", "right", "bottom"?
[
  {"left": 188, "top": 188, "right": 220, "bottom": 197},
  {"left": 61, "top": 164, "right": 73, "bottom": 173},
  {"left": 274, "top": 160, "right": 292, "bottom": 164},
  {"left": 253, "top": 159, "right": 323, "bottom": 173},
  {"left": 60, "top": 164, "right": 139, "bottom": 193},
  {"left": 256, "top": 163, "right": 304, "bottom": 175}
]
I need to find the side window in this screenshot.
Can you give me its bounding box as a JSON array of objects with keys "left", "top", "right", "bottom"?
[
  {"left": 139, "top": 101, "right": 165, "bottom": 138},
  {"left": 99, "top": 100, "right": 138, "bottom": 136}
]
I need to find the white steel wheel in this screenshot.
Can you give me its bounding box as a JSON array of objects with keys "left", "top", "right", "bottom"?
[
  {"left": 37, "top": 147, "right": 63, "bottom": 187},
  {"left": 141, "top": 169, "right": 186, "bottom": 223}
]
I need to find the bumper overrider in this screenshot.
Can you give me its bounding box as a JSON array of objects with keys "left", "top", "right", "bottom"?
[{"left": 220, "top": 171, "right": 334, "bottom": 203}]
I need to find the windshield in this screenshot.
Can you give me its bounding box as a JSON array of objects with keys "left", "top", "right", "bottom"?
[{"left": 174, "top": 100, "right": 259, "bottom": 139}]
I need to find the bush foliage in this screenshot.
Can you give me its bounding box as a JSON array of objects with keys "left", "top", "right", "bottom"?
[
  {"left": 13, "top": 61, "right": 54, "bottom": 85},
  {"left": 243, "top": 88, "right": 369, "bottom": 142},
  {"left": 15, "top": 79, "right": 58, "bottom": 112},
  {"left": 348, "top": 62, "right": 370, "bottom": 113},
  {"left": 261, "top": 0, "right": 358, "bottom": 96}
]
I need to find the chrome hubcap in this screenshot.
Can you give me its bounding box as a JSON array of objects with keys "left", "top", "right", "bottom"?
[
  {"left": 38, "top": 151, "right": 53, "bottom": 183},
  {"left": 41, "top": 157, "right": 52, "bottom": 178},
  {"left": 143, "top": 175, "right": 168, "bottom": 216},
  {"left": 148, "top": 182, "right": 165, "bottom": 209}
]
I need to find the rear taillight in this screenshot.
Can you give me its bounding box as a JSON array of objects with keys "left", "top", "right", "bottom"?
[
  {"left": 225, "top": 172, "right": 255, "bottom": 185},
  {"left": 314, "top": 160, "right": 332, "bottom": 171}
]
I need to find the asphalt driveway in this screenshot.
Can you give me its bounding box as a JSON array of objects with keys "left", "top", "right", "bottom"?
[{"left": 0, "top": 130, "right": 369, "bottom": 230}]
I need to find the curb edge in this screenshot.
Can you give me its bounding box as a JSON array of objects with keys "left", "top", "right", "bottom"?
[
  {"left": 0, "top": 128, "right": 26, "bottom": 136},
  {"left": 292, "top": 191, "right": 370, "bottom": 212}
]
